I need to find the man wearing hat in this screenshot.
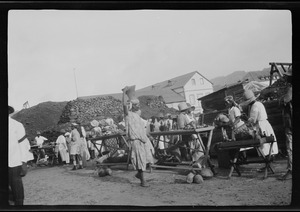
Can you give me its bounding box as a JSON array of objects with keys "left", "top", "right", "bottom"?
[
  {"left": 241, "top": 89, "right": 279, "bottom": 162},
  {"left": 278, "top": 66, "right": 292, "bottom": 180}
]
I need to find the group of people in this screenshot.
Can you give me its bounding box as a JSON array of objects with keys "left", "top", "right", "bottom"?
[
  {"left": 8, "top": 66, "right": 292, "bottom": 205},
  {"left": 215, "top": 66, "right": 293, "bottom": 180}
]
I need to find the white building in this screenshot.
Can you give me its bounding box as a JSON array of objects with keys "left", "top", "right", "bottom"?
[
  {"left": 78, "top": 71, "right": 214, "bottom": 114},
  {"left": 136, "top": 71, "right": 213, "bottom": 114}
]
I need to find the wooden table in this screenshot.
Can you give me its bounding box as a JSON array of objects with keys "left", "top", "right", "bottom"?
[
  {"left": 149, "top": 126, "right": 215, "bottom": 173},
  {"left": 215, "top": 135, "right": 275, "bottom": 179},
  {"left": 30, "top": 144, "right": 58, "bottom": 166},
  {"left": 89, "top": 133, "right": 131, "bottom": 169}
]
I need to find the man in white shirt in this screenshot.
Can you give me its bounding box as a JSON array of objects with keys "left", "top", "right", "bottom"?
[
  {"left": 34, "top": 131, "right": 48, "bottom": 148},
  {"left": 9, "top": 105, "right": 34, "bottom": 205},
  {"left": 34, "top": 131, "right": 48, "bottom": 160}
]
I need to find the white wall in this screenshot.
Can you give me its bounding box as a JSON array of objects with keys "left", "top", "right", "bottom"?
[{"left": 183, "top": 72, "right": 213, "bottom": 113}]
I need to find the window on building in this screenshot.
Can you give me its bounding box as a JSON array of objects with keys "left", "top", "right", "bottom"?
[
  {"left": 200, "top": 78, "right": 204, "bottom": 85},
  {"left": 189, "top": 94, "right": 195, "bottom": 105},
  {"left": 191, "top": 79, "right": 196, "bottom": 86}
]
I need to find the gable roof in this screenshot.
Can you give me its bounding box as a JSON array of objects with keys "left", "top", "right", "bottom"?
[
  {"left": 138, "top": 71, "right": 213, "bottom": 91},
  {"left": 78, "top": 71, "right": 211, "bottom": 104},
  {"left": 78, "top": 89, "right": 185, "bottom": 104}
]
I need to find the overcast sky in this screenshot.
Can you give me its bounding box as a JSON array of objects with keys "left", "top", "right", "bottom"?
[{"left": 8, "top": 9, "right": 292, "bottom": 111}]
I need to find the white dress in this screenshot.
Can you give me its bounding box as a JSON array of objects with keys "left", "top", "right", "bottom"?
[
  {"left": 56, "top": 135, "right": 70, "bottom": 163},
  {"left": 248, "top": 101, "right": 278, "bottom": 156}
]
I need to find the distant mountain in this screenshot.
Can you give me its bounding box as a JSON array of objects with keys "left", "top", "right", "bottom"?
[{"left": 210, "top": 67, "right": 271, "bottom": 91}]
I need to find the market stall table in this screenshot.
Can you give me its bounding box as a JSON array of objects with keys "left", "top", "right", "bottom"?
[
  {"left": 149, "top": 126, "right": 215, "bottom": 173},
  {"left": 89, "top": 132, "right": 131, "bottom": 169},
  {"left": 215, "top": 135, "right": 276, "bottom": 179},
  {"left": 30, "top": 143, "right": 58, "bottom": 166}
]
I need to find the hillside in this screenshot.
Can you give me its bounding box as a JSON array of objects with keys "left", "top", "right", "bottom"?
[
  {"left": 11, "top": 95, "right": 177, "bottom": 141},
  {"left": 210, "top": 68, "right": 271, "bottom": 91},
  {"left": 12, "top": 101, "right": 68, "bottom": 141}
]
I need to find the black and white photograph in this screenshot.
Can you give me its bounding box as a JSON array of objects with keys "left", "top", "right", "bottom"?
[{"left": 5, "top": 2, "right": 298, "bottom": 209}]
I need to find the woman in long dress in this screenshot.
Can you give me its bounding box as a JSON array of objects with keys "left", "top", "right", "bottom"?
[
  {"left": 122, "top": 86, "right": 154, "bottom": 187},
  {"left": 241, "top": 90, "right": 278, "bottom": 157}
]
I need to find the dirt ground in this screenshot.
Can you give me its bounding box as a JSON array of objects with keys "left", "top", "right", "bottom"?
[{"left": 20, "top": 155, "right": 293, "bottom": 209}]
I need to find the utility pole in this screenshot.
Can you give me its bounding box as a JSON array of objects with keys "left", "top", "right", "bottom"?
[{"left": 73, "top": 68, "right": 79, "bottom": 99}]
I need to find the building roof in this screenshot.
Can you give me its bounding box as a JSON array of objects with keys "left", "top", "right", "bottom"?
[
  {"left": 139, "top": 71, "right": 213, "bottom": 91},
  {"left": 78, "top": 71, "right": 211, "bottom": 104},
  {"left": 78, "top": 89, "right": 185, "bottom": 104}
]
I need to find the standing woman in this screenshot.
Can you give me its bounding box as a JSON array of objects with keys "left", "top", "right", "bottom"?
[
  {"left": 70, "top": 123, "right": 83, "bottom": 170},
  {"left": 55, "top": 129, "right": 70, "bottom": 165},
  {"left": 122, "top": 86, "right": 153, "bottom": 187},
  {"left": 241, "top": 90, "right": 279, "bottom": 158}
]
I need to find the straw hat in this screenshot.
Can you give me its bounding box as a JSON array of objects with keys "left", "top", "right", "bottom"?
[
  {"left": 90, "top": 119, "right": 99, "bottom": 127},
  {"left": 130, "top": 99, "right": 140, "bottom": 105},
  {"left": 186, "top": 103, "right": 195, "bottom": 111},
  {"left": 242, "top": 89, "right": 258, "bottom": 106},
  {"left": 178, "top": 102, "right": 189, "bottom": 112},
  {"left": 64, "top": 132, "right": 71, "bottom": 137}
]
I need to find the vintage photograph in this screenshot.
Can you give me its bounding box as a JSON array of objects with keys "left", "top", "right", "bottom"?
[{"left": 6, "top": 3, "right": 294, "bottom": 209}]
